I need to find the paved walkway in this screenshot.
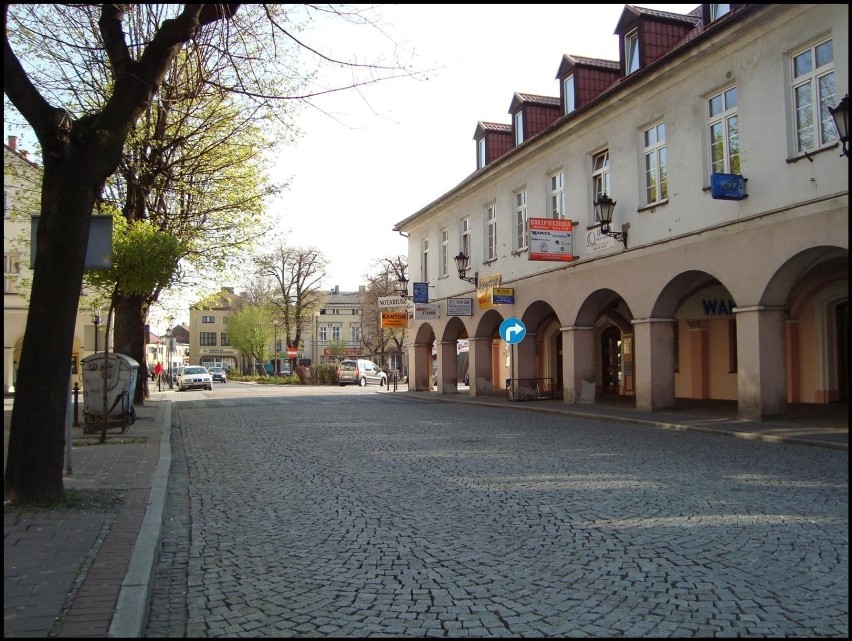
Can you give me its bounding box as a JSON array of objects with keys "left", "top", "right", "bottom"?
[{"left": 3, "top": 387, "right": 846, "bottom": 637}]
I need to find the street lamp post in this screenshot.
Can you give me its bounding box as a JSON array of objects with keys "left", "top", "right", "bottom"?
[
  {"left": 273, "top": 319, "right": 279, "bottom": 376},
  {"left": 314, "top": 312, "right": 320, "bottom": 368},
  {"left": 91, "top": 306, "right": 102, "bottom": 353},
  {"left": 165, "top": 326, "right": 173, "bottom": 389}
]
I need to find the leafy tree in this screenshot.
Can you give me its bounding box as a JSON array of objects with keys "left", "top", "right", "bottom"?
[
  {"left": 4, "top": 3, "right": 417, "bottom": 505},
  {"left": 85, "top": 215, "right": 186, "bottom": 396},
  {"left": 325, "top": 338, "right": 348, "bottom": 363},
  {"left": 225, "top": 305, "right": 273, "bottom": 376},
  {"left": 256, "top": 243, "right": 327, "bottom": 371}
]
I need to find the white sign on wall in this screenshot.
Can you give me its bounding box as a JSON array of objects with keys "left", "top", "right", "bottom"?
[
  {"left": 414, "top": 303, "right": 439, "bottom": 320},
  {"left": 447, "top": 298, "right": 473, "bottom": 316}
]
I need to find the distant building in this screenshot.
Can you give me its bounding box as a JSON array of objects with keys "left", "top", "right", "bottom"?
[{"left": 189, "top": 288, "right": 243, "bottom": 371}]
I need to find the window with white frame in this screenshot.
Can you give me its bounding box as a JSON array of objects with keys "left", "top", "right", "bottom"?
[
  {"left": 486, "top": 204, "right": 497, "bottom": 261},
  {"left": 421, "top": 238, "right": 429, "bottom": 282},
  {"left": 319, "top": 324, "right": 327, "bottom": 341},
  {"left": 514, "top": 189, "right": 528, "bottom": 251},
  {"left": 707, "top": 86, "right": 739, "bottom": 175},
  {"left": 477, "top": 138, "right": 486, "bottom": 169},
  {"left": 550, "top": 171, "right": 565, "bottom": 218},
  {"left": 4, "top": 253, "right": 20, "bottom": 294},
  {"left": 625, "top": 29, "right": 640, "bottom": 74},
  {"left": 440, "top": 228, "right": 449, "bottom": 277},
  {"left": 643, "top": 122, "right": 667, "bottom": 204},
  {"left": 792, "top": 38, "right": 837, "bottom": 154},
  {"left": 514, "top": 111, "right": 524, "bottom": 145},
  {"left": 461, "top": 218, "right": 471, "bottom": 258},
  {"left": 351, "top": 324, "right": 361, "bottom": 342},
  {"left": 332, "top": 325, "right": 341, "bottom": 341},
  {"left": 563, "top": 75, "right": 575, "bottom": 115},
  {"left": 592, "top": 150, "right": 611, "bottom": 223},
  {"left": 710, "top": 4, "right": 731, "bottom": 21}
]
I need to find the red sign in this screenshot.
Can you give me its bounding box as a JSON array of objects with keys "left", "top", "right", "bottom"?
[
  {"left": 286, "top": 346, "right": 298, "bottom": 358},
  {"left": 528, "top": 218, "right": 575, "bottom": 262}
]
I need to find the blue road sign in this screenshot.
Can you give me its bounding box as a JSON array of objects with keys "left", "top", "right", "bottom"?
[{"left": 499, "top": 317, "right": 526, "bottom": 344}]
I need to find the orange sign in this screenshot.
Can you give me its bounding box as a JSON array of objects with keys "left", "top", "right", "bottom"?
[{"left": 381, "top": 311, "right": 409, "bottom": 328}]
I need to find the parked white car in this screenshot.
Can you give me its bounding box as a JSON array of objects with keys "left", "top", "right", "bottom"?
[{"left": 177, "top": 366, "right": 212, "bottom": 391}]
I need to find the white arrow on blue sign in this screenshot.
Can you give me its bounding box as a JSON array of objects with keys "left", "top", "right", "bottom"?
[{"left": 499, "top": 317, "right": 526, "bottom": 344}]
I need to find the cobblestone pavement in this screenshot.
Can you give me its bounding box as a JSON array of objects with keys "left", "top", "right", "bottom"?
[{"left": 146, "top": 393, "right": 848, "bottom": 638}]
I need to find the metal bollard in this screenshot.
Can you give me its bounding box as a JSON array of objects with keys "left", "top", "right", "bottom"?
[{"left": 73, "top": 382, "right": 80, "bottom": 426}]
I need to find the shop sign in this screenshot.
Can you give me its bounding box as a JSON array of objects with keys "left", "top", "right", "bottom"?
[
  {"left": 414, "top": 303, "right": 438, "bottom": 320},
  {"left": 492, "top": 287, "right": 514, "bottom": 305},
  {"left": 447, "top": 298, "right": 473, "bottom": 316},
  {"left": 477, "top": 273, "right": 502, "bottom": 310},
  {"left": 381, "top": 311, "right": 409, "bottom": 328},
  {"left": 528, "top": 218, "right": 575, "bottom": 262},
  {"left": 378, "top": 295, "right": 408, "bottom": 308}
]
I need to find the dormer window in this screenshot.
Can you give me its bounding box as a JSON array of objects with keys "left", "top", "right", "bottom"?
[
  {"left": 625, "top": 29, "right": 640, "bottom": 74},
  {"left": 563, "top": 74, "right": 576, "bottom": 115},
  {"left": 477, "top": 137, "right": 486, "bottom": 169},
  {"left": 514, "top": 111, "right": 524, "bottom": 145},
  {"left": 710, "top": 4, "right": 731, "bottom": 21}
]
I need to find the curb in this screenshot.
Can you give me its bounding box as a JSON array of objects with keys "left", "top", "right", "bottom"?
[{"left": 108, "top": 400, "right": 172, "bottom": 637}]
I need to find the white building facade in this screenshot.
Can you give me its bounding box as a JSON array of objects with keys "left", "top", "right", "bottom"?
[{"left": 394, "top": 4, "right": 848, "bottom": 420}]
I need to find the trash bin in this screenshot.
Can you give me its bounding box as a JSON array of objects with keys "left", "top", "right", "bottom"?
[{"left": 80, "top": 352, "right": 139, "bottom": 432}]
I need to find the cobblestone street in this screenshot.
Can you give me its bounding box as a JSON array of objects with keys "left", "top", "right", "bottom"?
[{"left": 146, "top": 392, "right": 848, "bottom": 638}]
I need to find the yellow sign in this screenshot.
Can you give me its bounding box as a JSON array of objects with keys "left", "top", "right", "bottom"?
[
  {"left": 477, "top": 273, "right": 502, "bottom": 309},
  {"left": 381, "top": 311, "right": 409, "bottom": 328}
]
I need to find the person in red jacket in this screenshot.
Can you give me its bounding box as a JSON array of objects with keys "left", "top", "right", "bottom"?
[{"left": 153, "top": 361, "right": 164, "bottom": 390}]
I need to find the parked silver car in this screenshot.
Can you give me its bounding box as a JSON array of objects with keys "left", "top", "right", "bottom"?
[
  {"left": 176, "top": 366, "right": 212, "bottom": 391},
  {"left": 207, "top": 366, "right": 227, "bottom": 383},
  {"left": 337, "top": 359, "right": 387, "bottom": 387}
]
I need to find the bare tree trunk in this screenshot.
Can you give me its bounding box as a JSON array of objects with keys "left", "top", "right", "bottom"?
[{"left": 113, "top": 293, "right": 149, "bottom": 405}]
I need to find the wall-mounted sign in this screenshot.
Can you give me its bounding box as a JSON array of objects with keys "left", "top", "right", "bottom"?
[
  {"left": 31, "top": 215, "right": 113, "bottom": 269},
  {"left": 412, "top": 282, "right": 429, "bottom": 303},
  {"left": 378, "top": 295, "right": 408, "bottom": 308},
  {"left": 492, "top": 287, "right": 515, "bottom": 305},
  {"left": 710, "top": 173, "right": 746, "bottom": 200},
  {"left": 381, "top": 311, "right": 409, "bottom": 328},
  {"left": 528, "top": 218, "right": 575, "bottom": 262},
  {"left": 447, "top": 298, "right": 473, "bottom": 316},
  {"left": 414, "top": 303, "right": 438, "bottom": 320},
  {"left": 477, "top": 273, "right": 502, "bottom": 310}
]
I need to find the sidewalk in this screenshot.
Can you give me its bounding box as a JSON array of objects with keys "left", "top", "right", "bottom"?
[
  {"left": 4, "top": 393, "right": 172, "bottom": 638},
  {"left": 3, "top": 387, "right": 847, "bottom": 638}
]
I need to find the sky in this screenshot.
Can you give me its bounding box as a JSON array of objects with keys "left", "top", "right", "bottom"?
[{"left": 267, "top": 3, "right": 697, "bottom": 294}]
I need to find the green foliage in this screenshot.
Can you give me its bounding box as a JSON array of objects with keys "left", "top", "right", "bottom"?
[
  {"left": 225, "top": 305, "right": 273, "bottom": 373},
  {"left": 84, "top": 215, "right": 185, "bottom": 298},
  {"left": 325, "top": 338, "right": 348, "bottom": 361}
]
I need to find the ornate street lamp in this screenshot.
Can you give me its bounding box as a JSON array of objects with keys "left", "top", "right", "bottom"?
[
  {"left": 594, "top": 194, "right": 628, "bottom": 248},
  {"left": 453, "top": 252, "right": 478, "bottom": 287},
  {"left": 829, "top": 94, "right": 849, "bottom": 157}
]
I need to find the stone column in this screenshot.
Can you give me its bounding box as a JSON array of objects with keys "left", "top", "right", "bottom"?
[
  {"left": 734, "top": 305, "right": 788, "bottom": 420},
  {"left": 561, "top": 326, "right": 595, "bottom": 404},
  {"left": 632, "top": 317, "right": 676, "bottom": 411}
]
